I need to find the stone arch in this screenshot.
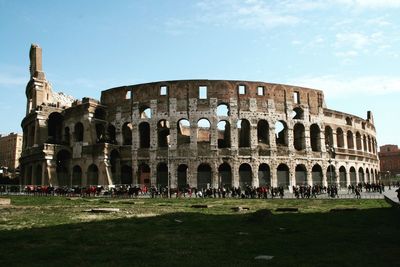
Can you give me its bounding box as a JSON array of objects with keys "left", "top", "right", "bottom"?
[
  {"left": 336, "top": 128, "right": 344, "bottom": 148},
  {"left": 366, "top": 168, "right": 370, "bottom": 183},
  {"left": 367, "top": 136, "right": 372, "bottom": 153},
  {"left": 349, "top": 166, "right": 356, "bottom": 185},
  {"left": 238, "top": 119, "right": 251, "bottom": 147},
  {"left": 121, "top": 165, "right": 132, "bottom": 185},
  {"left": 339, "top": 166, "right": 347, "bottom": 188},
  {"left": 138, "top": 163, "right": 151, "bottom": 186},
  {"left": 94, "top": 107, "right": 106, "bottom": 120},
  {"left": 310, "top": 124, "right": 321, "bottom": 152},
  {"left": 156, "top": 162, "right": 168, "bottom": 188},
  {"left": 257, "top": 120, "right": 270, "bottom": 145},
  {"left": 239, "top": 163, "right": 252, "bottom": 188},
  {"left": 292, "top": 107, "right": 304, "bottom": 120},
  {"left": 48, "top": 112, "right": 63, "bottom": 144},
  {"left": 294, "top": 123, "right": 306, "bottom": 151},
  {"left": 122, "top": 122, "right": 132, "bottom": 145},
  {"left": 158, "top": 119, "right": 170, "bottom": 148},
  {"left": 56, "top": 150, "right": 71, "bottom": 186},
  {"left": 358, "top": 167, "right": 365, "bottom": 183},
  {"left": 356, "top": 132, "right": 362, "bottom": 150},
  {"left": 217, "top": 103, "right": 230, "bottom": 116},
  {"left": 325, "top": 126, "right": 334, "bottom": 146},
  {"left": 140, "top": 106, "right": 152, "bottom": 119},
  {"left": 311, "top": 164, "right": 322, "bottom": 185},
  {"left": 258, "top": 163, "right": 271, "bottom": 186},
  {"left": 34, "top": 164, "right": 42, "bottom": 185},
  {"left": 197, "top": 118, "right": 211, "bottom": 143},
  {"left": 110, "top": 149, "right": 121, "bottom": 184},
  {"left": 197, "top": 163, "right": 212, "bottom": 189},
  {"left": 177, "top": 164, "right": 188, "bottom": 190},
  {"left": 139, "top": 122, "right": 150, "bottom": 148},
  {"left": 326, "top": 165, "right": 336, "bottom": 185},
  {"left": 177, "top": 119, "right": 190, "bottom": 146},
  {"left": 347, "top": 130, "right": 354, "bottom": 149},
  {"left": 217, "top": 120, "right": 231, "bottom": 148},
  {"left": 107, "top": 124, "right": 117, "bottom": 144},
  {"left": 218, "top": 163, "right": 232, "bottom": 188},
  {"left": 95, "top": 123, "right": 105, "bottom": 143},
  {"left": 275, "top": 121, "right": 288, "bottom": 146},
  {"left": 74, "top": 122, "right": 84, "bottom": 142},
  {"left": 277, "top": 164, "right": 289, "bottom": 187},
  {"left": 295, "top": 164, "right": 307, "bottom": 185},
  {"left": 72, "top": 165, "right": 82, "bottom": 186},
  {"left": 346, "top": 117, "right": 352, "bottom": 126},
  {"left": 87, "top": 164, "right": 99, "bottom": 185}
]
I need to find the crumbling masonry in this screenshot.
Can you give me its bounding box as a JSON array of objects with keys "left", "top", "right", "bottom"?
[{"left": 20, "top": 44, "right": 380, "bottom": 189}]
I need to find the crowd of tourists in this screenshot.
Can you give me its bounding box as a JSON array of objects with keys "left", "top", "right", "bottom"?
[{"left": 0, "top": 181, "right": 397, "bottom": 199}]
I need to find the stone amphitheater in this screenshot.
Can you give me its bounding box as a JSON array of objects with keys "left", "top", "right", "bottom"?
[{"left": 20, "top": 44, "right": 380, "bottom": 189}]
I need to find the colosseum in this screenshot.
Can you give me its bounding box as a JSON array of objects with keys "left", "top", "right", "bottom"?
[{"left": 20, "top": 44, "right": 380, "bottom": 190}]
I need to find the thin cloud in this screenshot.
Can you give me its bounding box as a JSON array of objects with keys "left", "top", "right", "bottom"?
[{"left": 290, "top": 75, "right": 400, "bottom": 99}]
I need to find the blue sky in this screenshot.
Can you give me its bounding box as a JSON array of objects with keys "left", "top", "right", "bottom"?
[{"left": 1, "top": 0, "right": 399, "bottom": 147}]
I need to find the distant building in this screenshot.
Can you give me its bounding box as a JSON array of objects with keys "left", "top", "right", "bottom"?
[
  {"left": 0, "top": 132, "right": 23, "bottom": 177},
  {"left": 379, "top": 145, "right": 400, "bottom": 176}
]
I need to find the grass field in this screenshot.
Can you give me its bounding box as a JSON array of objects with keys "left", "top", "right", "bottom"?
[{"left": 0, "top": 196, "right": 398, "bottom": 266}]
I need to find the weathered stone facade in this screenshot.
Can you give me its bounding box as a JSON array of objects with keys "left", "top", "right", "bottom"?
[{"left": 20, "top": 44, "right": 380, "bottom": 189}]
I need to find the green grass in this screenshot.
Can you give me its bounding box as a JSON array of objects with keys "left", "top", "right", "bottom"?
[{"left": 0, "top": 196, "right": 398, "bottom": 266}]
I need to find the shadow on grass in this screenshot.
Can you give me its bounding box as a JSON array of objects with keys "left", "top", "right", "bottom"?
[{"left": 0, "top": 207, "right": 399, "bottom": 267}]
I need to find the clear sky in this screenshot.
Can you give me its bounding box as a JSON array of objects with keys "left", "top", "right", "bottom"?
[{"left": 1, "top": 0, "right": 399, "bottom": 147}]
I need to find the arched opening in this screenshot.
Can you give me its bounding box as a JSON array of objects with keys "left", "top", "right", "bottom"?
[
  {"left": 258, "top": 164, "right": 271, "bottom": 186},
  {"left": 72, "top": 165, "right": 82, "bottom": 186},
  {"left": 140, "top": 106, "right": 152, "bottom": 119},
  {"left": 358, "top": 167, "right": 365, "bottom": 183},
  {"left": 325, "top": 126, "right": 334, "bottom": 146},
  {"left": 139, "top": 122, "right": 150, "bottom": 148},
  {"left": 294, "top": 123, "right": 305, "bottom": 151},
  {"left": 138, "top": 163, "right": 150, "bottom": 186},
  {"left": 326, "top": 165, "right": 336, "bottom": 185},
  {"left": 217, "top": 121, "right": 231, "bottom": 148},
  {"left": 363, "top": 135, "right": 367, "bottom": 152},
  {"left": 239, "top": 163, "right": 252, "bottom": 188},
  {"left": 177, "top": 119, "right": 190, "bottom": 147},
  {"left": 34, "top": 165, "right": 42, "bottom": 185},
  {"left": 311, "top": 164, "right": 322, "bottom": 185},
  {"left": 94, "top": 108, "right": 106, "bottom": 120},
  {"left": 346, "top": 117, "right": 352, "bottom": 126},
  {"left": 336, "top": 128, "right": 344, "bottom": 148},
  {"left": 110, "top": 150, "right": 121, "bottom": 184},
  {"left": 122, "top": 122, "right": 132, "bottom": 145},
  {"left": 310, "top": 124, "right": 321, "bottom": 152},
  {"left": 157, "top": 120, "right": 170, "bottom": 148},
  {"left": 275, "top": 121, "right": 288, "bottom": 146},
  {"left": 74, "top": 122, "right": 84, "bottom": 142},
  {"left": 217, "top": 103, "right": 229, "bottom": 116},
  {"left": 218, "top": 163, "right": 232, "bottom": 188},
  {"left": 87, "top": 164, "right": 99, "bottom": 186},
  {"left": 56, "top": 150, "right": 71, "bottom": 186},
  {"left": 339, "top": 166, "right": 347, "bottom": 187},
  {"left": 48, "top": 112, "right": 63, "bottom": 144},
  {"left": 95, "top": 123, "right": 105, "bottom": 143},
  {"left": 347, "top": 130, "right": 354, "bottom": 149},
  {"left": 366, "top": 168, "right": 370, "bottom": 183},
  {"left": 197, "top": 163, "right": 211, "bottom": 189},
  {"left": 292, "top": 107, "right": 304, "bottom": 120},
  {"left": 277, "top": 164, "right": 289, "bottom": 187},
  {"left": 367, "top": 136, "right": 372, "bottom": 153},
  {"left": 107, "top": 124, "right": 117, "bottom": 144},
  {"left": 257, "top": 120, "right": 269, "bottom": 145},
  {"left": 349, "top": 167, "right": 356, "bottom": 185},
  {"left": 177, "top": 164, "right": 188, "bottom": 190},
  {"left": 156, "top": 163, "right": 168, "bottom": 188},
  {"left": 64, "top": 127, "right": 70, "bottom": 145},
  {"left": 295, "top": 164, "right": 307, "bottom": 185},
  {"left": 238, "top": 119, "right": 251, "bottom": 147},
  {"left": 356, "top": 132, "right": 362, "bottom": 150},
  {"left": 121, "top": 165, "right": 132, "bottom": 185},
  {"left": 197, "top": 119, "right": 211, "bottom": 146}
]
